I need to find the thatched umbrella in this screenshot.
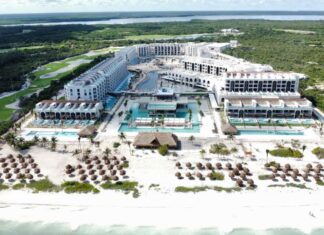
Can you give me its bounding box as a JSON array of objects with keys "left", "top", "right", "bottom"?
[
  {"left": 114, "top": 160, "right": 120, "bottom": 166},
  {"left": 117, "top": 165, "right": 123, "bottom": 170},
  {"left": 19, "top": 158, "right": 25, "bottom": 163},
  {"left": 1, "top": 163, "right": 8, "bottom": 168},
  {"left": 186, "top": 162, "right": 192, "bottom": 169},
  {"left": 92, "top": 156, "right": 99, "bottom": 161},
  {"left": 89, "top": 170, "right": 96, "bottom": 175},
  {"left": 9, "top": 158, "right": 15, "bottom": 163},
  {"left": 22, "top": 163, "right": 28, "bottom": 169},
  {"left": 196, "top": 162, "right": 203, "bottom": 169},
  {"left": 0, "top": 158, "right": 5, "bottom": 163},
  {"left": 110, "top": 170, "right": 117, "bottom": 176},
  {"left": 91, "top": 175, "right": 97, "bottom": 181},
  {"left": 8, "top": 154, "right": 14, "bottom": 159},
  {"left": 112, "top": 176, "right": 119, "bottom": 181},
  {"left": 65, "top": 169, "right": 72, "bottom": 174},
  {"left": 31, "top": 163, "right": 37, "bottom": 169},
  {"left": 105, "top": 160, "right": 111, "bottom": 165},
  {"left": 34, "top": 168, "right": 40, "bottom": 174},
  {"left": 175, "top": 162, "right": 181, "bottom": 168},
  {"left": 97, "top": 165, "right": 103, "bottom": 170},
  {"left": 87, "top": 164, "right": 93, "bottom": 170},
  {"left": 226, "top": 163, "right": 232, "bottom": 170},
  {"left": 28, "top": 159, "right": 34, "bottom": 164},
  {"left": 121, "top": 156, "right": 127, "bottom": 162},
  {"left": 206, "top": 163, "right": 213, "bottom": 170},
  {"left": 85, "top": 160, "right": 91, "bottom": 164},
  {"left": 271, "top": 167, "right": 278, "bottom": 174},
  {"left": 108, "top": 165, "right": 114, "bottom": 170},
  {"left": 16, "top": 173, "right": 24, "bottom": 179},
  {"left": 271, "top": 174, "right": 276, "bottom": 181},
  {"left": 120, "top": 170, "right": 126, "bottom": 176},
  {"left": 243, "top": 167, "right": 250, "bottom": 175},
  {"left": 284, "top": 164, "right": 291, "bottom": 171},
  {"left": 247, "top": 179, "right": 255, "bottom": 187},
  {"left": 24, "top": 169, "right": 31, "bottom": 174},
  {"left": 5, "top": 173, "right": 12, "bottom": 179},
  {"left": 102, "top": 156, "right": 108, "bottom": 161},
  {"left": 79, "top": 169, "right": 85, "bottom": 175},
  {"left": 302, "top": 173, "right": 309, "bottom": 181},
  {"left": 11, "top": 163, "right": 18, "bottom": 168},
  {"left": 102, "top": 175, "right": 109, "bottom": 181},
  {"left": 3, "top": 168, "right": 10, "bottom": 174},
  {"left": 26, "top": 154, "right": 32, "bottom": 159},
  {"left": 303, "top": 168, "right": 310, "bottom": 174},
  {"left": 26, "top": 174, "right": 33, "bottom": 180},
  {"left": 229, "top": 171, "right": 235, "bottom": 179},
  {"left": 292, "top": 173, "right": 298, "bottom": 181},
  {"left": 306, "top": 164, "right": 313, "bottom": 170},
  {"left": 196, "top": 172, "right": 203, "bottom": 179},
  {"left": 314, "top": 174, "right": 320, "bottom": 181},
  {"left": 280, "top": 174, "right": 286, "bottom": 180},
  {"left": 175, "top": 172, "right": 181, "bottom": 178},
  {"left": 236, "top": 179, "right": 244, "bottom": 187},
  {"left": 236, "top": 163, "right": 243, "bottom": 171},
  {"left": 293, "top": 168, "right": 299, "bottom": 176},
  {"left": 233, "top": 168, "right": 240, "bottom": 176},
  {"left": 66, "top": 164, "right": 73, "bottom": 170},
  {"left": 316, "top": 164, "right": 323, "bottom": 170},
  {"left": 99, "top": 170, "right": 106, "bottom": 176},
  {"left": 95, "top": 160, "right": 101, "bottom": 165},
  {"left": 80, "top": 175, "right": 87, "bottom": 181},
  {"left": 314, "top": 168, "right": 321, "bottom": 174},
  {"left": 14, "top": 168, "right": 20, "bottom": 174},
  {"left": 185, "top": 172, "right": 192, "bottom": 178},
  {"left": 240, "top": 172, "right": 247, "bottom": 180},
  {"left": 216, "top": 163, "right": 222, "bottom": 170},
  {"left": 76, "top": 164, "right": 83, "bottom": 169}
]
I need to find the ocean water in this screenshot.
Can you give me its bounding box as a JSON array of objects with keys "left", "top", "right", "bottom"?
[{"left": 0, "top": 222, "right": 323, "bottom": 235}]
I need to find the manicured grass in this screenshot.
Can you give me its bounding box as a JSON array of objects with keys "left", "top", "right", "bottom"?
[
  {"left": 312, "top": 147, "right": 324, "bottom": 159},
  {"left": 316, "top": 180, "right": 324, "bottom": 186},
  {"left": 258, "top": 174, "right": 273, "bottom": 180},
  {"left": 101, "top": 181, "right": 139, "bottom": 198},
  {"left": 268, "top": 183, "right": 311, "bottom": 189},
  {"left": 26, "top": 179, "right": 60, "bottom": 192},
  {"left": 61, "top": 181, "right": 99, "bottom": 194},
  {"left": 269, "top": 148, "right": 303, "bottom": 158},
  {"left": 0, "top": 184, "right": 9, "bottom": 191}
]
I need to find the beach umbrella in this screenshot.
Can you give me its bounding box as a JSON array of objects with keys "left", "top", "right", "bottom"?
[
  {"left": 24, "top": 169, "right": 31, "bottom": 174},
  {"left": 314, "top": 168, "right": 321, "bottom": 174},
  {"left": 196, "top": 172, "right": 203, "bottom": 179},
  {"left": 22, "top": 163, "right": 28, "bottom": 169},
  {"left": 186, "top": 162, "right": 192, "bottom": 169},
  {"left": 14, "top": 168, "right": 20, "bottom": 174},
  {"left": 5, "top": 173, "right": 12, "bottom": 179},
  {"left": 292, "top": 168, "right": 299, "bottom": 175},
  {"left": 28, "top": 159, "right": 34, "bottom": 164},
  {"left": 271, "top": 174, "right": 276, "bottom": 181},
  {"left": 9, "top": 158, "right": 15, "bottom": 163},
  {"left": 3, "top": 168, "right": 10, "bottom": 174},
  {"left": 77, "top": 164, "right": 83, "bottom": 169},
  {"left": 89, "top": 170, "right": 96, "bottom": 175},
  {"left": 185, "top": 172, "right": 192, "bottom": 178},
  {"left": 316, "top": 164, "right": 323, "bottom": 170},
  {"left": 7, "top": 154, "right": 14, "bottom": 159},
  {"left": 283, "top": 168, "right": 289, "bottom": 174},
  {"left": 206, "top": 163, "right": 213, "bottom": 170},
  {"left": 313, "top": 174, "right": 320, "bottom": 181},
  {"left": 226, "top": 163, "right": 232, "bottom": 170},
  {"left": 34, "top": 168, "right": 40, "bottom": 174},
  {"left": 175, "top": 162, "right": 181, "bottom": 168},
  {"left": 284, "top": 164, "right": 291, "bottom": 171},
  {"left": 31, "top": 163, "right": 37, "bottom": 169},
  {"left": 26, "top": 174, "right": 33, "bottom": 180},
  {"left": 292, "top": 173, "right": 298, "bottom": 181},
  {"left": 99, "top": 170, "right": 106, "bottom": 176},
  {"left": 233, "top": 168, "right": 240, "bottom": 176},
  {"left": 104, "top": 160, "right": 110, "bottom": 165},
  {"left": 93, "top": 156, "right": 99, "bottom": 161},
  {"left": 216, "top": 163, "right": 222, "bottom": 170},
  {"left": 95, "top": 160, "right": 101, "bottom": 165},
  {"left": 114, "top": 160, "right": 120, "bottom": 166},
  {"left": 112, "top": 176, "right": 119, "bottom": 181},
  {"left": 11, "top": 163, "right": 18, "bottom": 168},
  {"left": 65, "top": 169, "right": 72, "bottom": 174},
  {"left": 240, "top": 172, "right": 247, "bottom": 180},
  {"left": 91, "top": 175, "right": 97, "bottom": 181},
  {"left": 236, "top": 179, "right": 244, "bottom": 187},
  {"left": 1, "top": 163, "right": 8, "bottom": 168},
  {"left": 120, "top": 170, "right": 126, "bottom": 176},
  {"left": 80, "top": 175, "right": 87, "bottom": 181},
  {"left": 97, "top": 165, "right": 103, "bottom": 170},
  {"left": 302, "top": 173, "right": 309, "bottom": 181},
  {"left": 175, "top": 172, "right": 181, "bottom": 178},
  {"left": 19, "top": 158, "right": 25, "bottom": 163},
  {"left": 26, "top": 154, "right": 32, "bottom": 159},
  {"left": 79, "top": 169, "right": 85, "bottom": 175},
  {"left": 236, "top": 163, "right": 243, "bottom": 170},
  {"left": 117, "top": 165, "right": 123, "bottom": 170},
  {"left": 16, "top": 173, "right": 24, "bottom": 179},
  {"left": 102, "top": 175, "right": 109, "bottom": 181},
  {"left": 247, "top": 179, "right": 254, "bottom": 187},
  {"left": 112, "top": 156, "right": 117, "bottom": 161},
  {"left": 196, "top": 162, "right": 203, "bottom": 169},
  {"left": 303, "top": 168, "right": 310, "bottom": 174},
  {"left": 280, "top": 174, "right": 286, "bottom": 181},
  {"left": 229, "top": 171, "right": 235, "bottom": 179},
  {"left": 110, "top": 170, "right": 117, "bottom": 176},
  {"left": 243, "top": 167, "right": 250, "bottom": 175},
  {"left": 271, "top": 167, "right": 278, "bottom": 174},
  {"left": 0, "top": 158, "right": 5, "bottom": 163},
  {"left": 66, "top": 164, "right": 73, "bottom": 170},
  {"left": 87, "top": 164, "right": 93, "bottom": 170},
  {"left": 85, "top": 160, "right": 91, "bottom": 164},
  {"left": 121, "top": 156, "right": 127, "bottom": 161},
  {"left": 306, "top": 164, "right": 313, "bottom": 170},
  {"left": 108, "top": 165, "right": 114, "bottom": 170}
]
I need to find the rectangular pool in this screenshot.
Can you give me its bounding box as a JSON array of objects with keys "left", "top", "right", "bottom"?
[
  {"left": 238, "top": 129, "right": 304, "bottom": 136},
  {"left": 24, "top": 131, "right": 79, "bottom": 139}
]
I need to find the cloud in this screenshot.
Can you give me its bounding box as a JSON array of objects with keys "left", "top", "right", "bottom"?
[{"left": 0, "top": 0, "right": 323, "bottom": 13}]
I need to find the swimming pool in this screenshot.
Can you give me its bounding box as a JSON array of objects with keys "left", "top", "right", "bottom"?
[
  {"left": 24, "top": 131, "right": 79, "bottom": 139},
  {"left": 238, "top": 129, "right": 304, "bottom": 136}
]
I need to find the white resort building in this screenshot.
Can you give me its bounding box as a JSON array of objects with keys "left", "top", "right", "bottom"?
[{"left": 35, "top": 100, "right": 104, "bottom": 120}]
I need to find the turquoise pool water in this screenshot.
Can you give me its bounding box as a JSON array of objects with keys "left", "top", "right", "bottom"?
[
  {"left": 238, "top": 129, "right": 304, "bottom": 136},
  {"left": 25, "top": 131, "right": 79, "bottom": 138},
  {"left": 119, "top": 102, "right": 200, "bottom": 133},
  {"left": 229, "top": 118, "right": 315, "bottom": 126}
]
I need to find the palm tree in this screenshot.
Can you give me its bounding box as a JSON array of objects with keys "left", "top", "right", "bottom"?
[
  {"left": 126, "top": 141, "right": 132, "bottom": 156},
  {"left": 41, "top": 137, "right": 48, "bottom": 148},
  {"left": 302, "top": 145, "right": 306, "bottom": 153},
  {"left": 199, "top": 149, "right": 206, "bottom": 159},
  {"left": 118, "top": 132, "right": 126, "bottom": 143},
  {"left": 188, "top": 135, "right": 195, "bottom": 145},
  {"left": 33, "top": 136, "right": 39, "bottom": 145},
  {"left": 104, "top": 147, "right": 111, "bottom": 157},
  {"left": 63, "top": 144, "right": 67, "bottom": 153},
  {"left": 266, "top": 149, "right": 270, "bottom": 164},
  {"left": 50, "top": 137, "right": 58, "bottom": 151}
]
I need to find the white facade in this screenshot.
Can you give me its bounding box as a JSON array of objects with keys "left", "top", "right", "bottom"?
[{"left": 35, "top": 100, "right": 104, "bottom": 120}]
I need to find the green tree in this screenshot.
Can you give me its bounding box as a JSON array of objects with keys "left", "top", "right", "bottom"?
[
  {"left": 104, "top": 147, "right": 111, "bottom": 156},
  {"left": 158, "top": 145, "right": 169, "bottom": 156},
  {"left": 200, "top": 149, "right": 206, "bottom": 159},
  {"left": 50, "top": 137, "right": 58, "bottom": 151}
]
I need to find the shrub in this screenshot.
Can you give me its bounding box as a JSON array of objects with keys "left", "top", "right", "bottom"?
[
  {"left": 0, "top": 184, "right": 9, "bottom": 191},
  {"left": 113, "top": 142, "right": 121, "bottom": 148},
  {"left": 61, "top": 181, "right": 99, "bottom": 194},
  {"left": 101, "top": 181, "right": 139, "bottom": 198},
  {"left": 12, "top": 183, "right": 25, "bottom": 190},
  {"left": 269, "top": 148, "right": 303, "bottom": 158},
  {"left": 258, "top": 175, "right": 273, "bottom": 180},
  {"left": 26, "top": 179, "right": 59, "bottom": 192},
  {"left": 158, "top": 145, "right": 169, "bottom": 156},
  {"left": 312, "top": 147, "right": 324, "bottom": 159},
  {"left": 175, "top": 186, "right": 209, "bottom": 193},
  {"left": 209, "top": 172, "right": 225, "bottom": 180}
]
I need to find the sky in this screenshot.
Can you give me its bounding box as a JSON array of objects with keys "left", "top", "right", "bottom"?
[{"left": 0, "top": 0, "right": 323, "bottom": 14}]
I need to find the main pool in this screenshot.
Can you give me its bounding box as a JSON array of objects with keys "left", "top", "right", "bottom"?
[
  {"left": 238, "top": 129, "right": 304, "bottom": 136},
  {"left": 23, "top": 131, "right": 79, "bottom": 139}
]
